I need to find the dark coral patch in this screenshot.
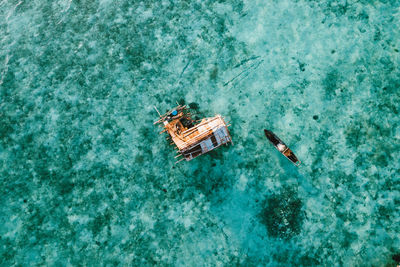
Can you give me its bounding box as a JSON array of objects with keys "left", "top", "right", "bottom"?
[{"left": 260, "top": 188, "right": 304, "bottom": 239}]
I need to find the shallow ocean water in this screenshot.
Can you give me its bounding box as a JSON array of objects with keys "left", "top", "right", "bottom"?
[{"left": 1, "top": 0, "right": 400, "bottom": 266}]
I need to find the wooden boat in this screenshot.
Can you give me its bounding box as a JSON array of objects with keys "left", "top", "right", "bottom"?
[
  {"left": 154, "top": 105, "right": 232, "bottom": 162},
  {"left": 264, "top": 129, "right": 301, "bottom": 166}
]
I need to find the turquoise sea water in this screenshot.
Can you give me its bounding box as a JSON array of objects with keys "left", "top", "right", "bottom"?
[{"left": 1, "top": 0, "right": 400, "bottom": 266}]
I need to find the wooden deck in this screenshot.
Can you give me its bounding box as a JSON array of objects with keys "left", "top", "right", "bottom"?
[
  {"left": 165, "top": 115, "right": 229, "bottom": 150},
  {"left": 155, "top": 105, "right": 232, "bottom": 161}
]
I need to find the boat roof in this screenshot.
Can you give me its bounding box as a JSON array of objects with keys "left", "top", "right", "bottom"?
[{"left": 165, "top": 115, "right": 229, "bottom": 151}]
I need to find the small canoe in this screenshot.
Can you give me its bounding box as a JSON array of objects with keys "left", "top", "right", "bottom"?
[{"left": 264, "top": 129, "right": 301, "bottom": 166}]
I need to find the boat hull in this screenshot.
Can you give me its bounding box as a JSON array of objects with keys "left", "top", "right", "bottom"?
[{"left": 264, "top": 130, "right": 301, "bottom": 166}]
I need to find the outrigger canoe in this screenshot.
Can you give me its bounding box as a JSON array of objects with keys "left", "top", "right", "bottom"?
[{"left": 264, "top": 129, "right": 301, "bottom": 166}]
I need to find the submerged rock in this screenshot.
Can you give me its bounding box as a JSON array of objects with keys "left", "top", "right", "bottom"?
[{"left": 392, "top": 253, "right": 400, "bottom": 264}]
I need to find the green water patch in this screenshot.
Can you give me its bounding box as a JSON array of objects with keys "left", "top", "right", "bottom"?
[
  {"left": 0, "top": 236, "right": 17, "bottom": 265},
  {"left": 345, "top": 114, "right": 395, "bottom": 169},
  {"left": 323, "top": 69, "right": 341, "bottom": 101},
  {"left": 298, "top": 254, "right": 321, "bottom": 266},
  {"left": 183, "top": 150, "right": 233, "bottom": 199},
  {"left": 1, "top": 0, "right": 400, "bottom": 265}
]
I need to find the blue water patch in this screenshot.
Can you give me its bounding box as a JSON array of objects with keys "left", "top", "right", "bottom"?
[{"left": 1, "top": 0, "right": 399, "bottom": 265}]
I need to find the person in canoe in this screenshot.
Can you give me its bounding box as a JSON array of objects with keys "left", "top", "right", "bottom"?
[{"left": 264, "top": 129, "right": 301, "bottom": 166}]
